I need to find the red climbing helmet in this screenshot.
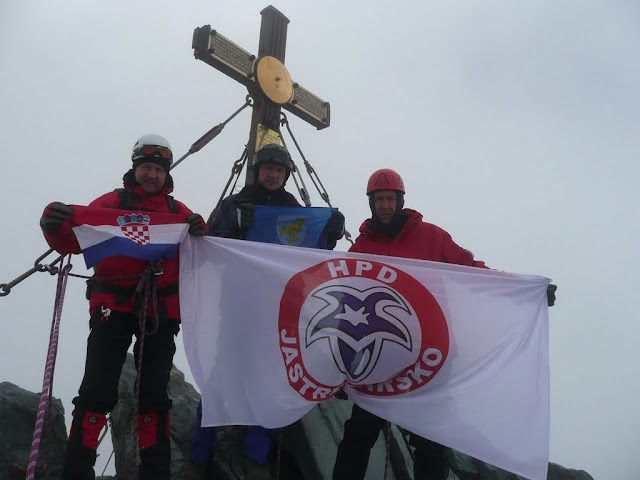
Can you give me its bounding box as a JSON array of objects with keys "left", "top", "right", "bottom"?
[{"left": 366, "top": 168, "right": 405, "bottom": 195}]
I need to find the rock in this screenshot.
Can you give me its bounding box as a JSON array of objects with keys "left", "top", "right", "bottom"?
[
  {"left": 547, "top": 463, "right": 595, "bottom": 480},
  {"left": 284, "top": 398, "right": 415, "bottom": 480},
  {"left": 0, "top": 382, "right": 66, "bottom": 480},
  {"left": 1, "top": 360, "right": 597, "bottom": 480},
  {"left": 109, "top": 354, "right": 417, "bottom": 480},
  {"left": 108, "top": 356, "right": 598, "bottom": 480},
  {"left": 444, "top": 451, "right": 596, "bottom": 480}
]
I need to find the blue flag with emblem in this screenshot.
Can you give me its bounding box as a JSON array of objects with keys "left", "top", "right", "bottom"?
[{"left": 245, "top": 206, "right": 333, "bottom": 248}]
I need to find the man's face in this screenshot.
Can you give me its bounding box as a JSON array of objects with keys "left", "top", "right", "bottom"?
[
  {"left": 134, "top": 162, "right": 167, "bottom": 196},
  {"left": 373, "top": 189, "right": 398, "bottom": 224},
  {"left": 258, "top": 162, "right": 286, "bottom": 191}
]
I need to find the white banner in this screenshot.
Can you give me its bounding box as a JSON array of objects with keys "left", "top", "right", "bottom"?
[{"left": 180, "top": 236, "right": 550, "bottom": 479}]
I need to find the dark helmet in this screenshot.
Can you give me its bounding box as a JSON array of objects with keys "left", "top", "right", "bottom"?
[
  {"left": 131, "top": 134, "right": 173, "bottom": 172},
  {"left": 253, "top": 143, "right": 293, "bottom": 184},
  {"left": 366, "top": 168, "right": 405, "bottom": 195}
]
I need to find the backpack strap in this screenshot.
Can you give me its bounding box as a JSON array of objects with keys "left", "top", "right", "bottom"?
[
  {"left": 115, "top": 188, "right": 135, "bottom": 210},
  {"left": 165, "top": 194, "right": 178, "bottom": 214}
]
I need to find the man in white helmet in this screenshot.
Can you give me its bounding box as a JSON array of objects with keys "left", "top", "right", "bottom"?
[{"left": 39, "top": 134, "right": 208, "bottom": 480}]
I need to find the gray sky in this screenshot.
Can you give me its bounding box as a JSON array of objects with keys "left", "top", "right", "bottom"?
[{"left": 1, "top": 1, "right": 638, "bottom": 478}]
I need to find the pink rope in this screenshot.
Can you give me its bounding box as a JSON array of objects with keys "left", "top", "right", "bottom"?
[{"left": 25, "top": 260, "right": 71, "bottom": 480}]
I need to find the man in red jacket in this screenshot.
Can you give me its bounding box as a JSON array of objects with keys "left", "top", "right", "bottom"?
[
  {"left": 39, "top": 134, "right": 207, "bottom": 480},
  {"left": 333, "top": 168, "right": 487, "bottom": 480}
]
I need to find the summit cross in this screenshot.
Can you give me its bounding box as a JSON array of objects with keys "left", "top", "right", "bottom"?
[{"left": 192, "top": 5, "right": 330, "bottom": 183}]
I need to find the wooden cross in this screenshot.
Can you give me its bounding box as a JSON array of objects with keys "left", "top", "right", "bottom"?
[{"left": 192, "top": 5, "right": 330, "bottom": 184}]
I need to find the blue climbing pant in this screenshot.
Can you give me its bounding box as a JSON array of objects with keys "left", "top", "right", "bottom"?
[{"left": 190, "top": 400, "right": 274, "bottom": 464}]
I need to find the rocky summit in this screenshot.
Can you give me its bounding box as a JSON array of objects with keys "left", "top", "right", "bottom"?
[
  {"left": 0, "top": 382, "right": 66, "bottom": 480},
  {"left": 1, "top": 356, "right": 595, "bottom": 480}
]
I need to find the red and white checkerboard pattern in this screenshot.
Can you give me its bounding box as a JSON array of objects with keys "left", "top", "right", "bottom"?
[{"left": 122, "top": 224, "right": 150, "bottom": 245}]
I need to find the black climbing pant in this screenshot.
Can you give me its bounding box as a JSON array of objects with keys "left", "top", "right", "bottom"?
[
  {"left": 61, "top": 310, "right": 178, "bottom": 480},
  {"left": 332, "top": 403, "right": 448, "bottom": 480}
]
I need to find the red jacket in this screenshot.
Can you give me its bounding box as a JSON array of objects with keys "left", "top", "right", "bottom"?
[
  {"left": 349, "top": 209, "right": 487, "bottom": 268},
  {"left": 43, "top": 183, "right": 193, "bottom": 320}
]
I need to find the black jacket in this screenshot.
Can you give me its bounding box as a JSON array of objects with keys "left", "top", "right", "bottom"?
[{"left": 209, "top": 183, "right": 301, "bottom": 238}]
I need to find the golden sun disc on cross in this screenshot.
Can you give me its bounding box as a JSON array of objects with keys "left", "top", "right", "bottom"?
[{"left": 255, "top": 56, "right": 294, "bottom": 105}]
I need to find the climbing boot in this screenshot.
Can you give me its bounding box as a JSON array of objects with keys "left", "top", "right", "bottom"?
[
  {"left": 61, "top": 409, "right": 107, "bottom": 480},
  {"left": 138, "top": 411, "right": 171, "bottom": 480}
]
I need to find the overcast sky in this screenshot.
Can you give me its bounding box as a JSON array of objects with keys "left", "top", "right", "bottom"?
[{"left": 1, "top": 1, "right": 638, "bottom": 478}]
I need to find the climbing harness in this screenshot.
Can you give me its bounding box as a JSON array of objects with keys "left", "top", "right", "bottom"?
[{"left": 24, "top": 255, "right": 71, "bottom": 480}]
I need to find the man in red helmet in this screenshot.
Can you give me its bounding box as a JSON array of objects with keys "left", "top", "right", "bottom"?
[
  {"left": 332, "top": 168, "right": 487, "bottom": 480},
  {"left": 39, "top": 134, "right": 208, "bottom": 480}
]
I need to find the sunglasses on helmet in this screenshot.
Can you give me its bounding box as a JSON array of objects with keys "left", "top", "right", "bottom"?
[{"left": 139, "top": 145, "right": 172, "bottom": 159}]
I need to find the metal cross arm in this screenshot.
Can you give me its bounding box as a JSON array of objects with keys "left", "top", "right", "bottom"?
[{"left": 191, "top": 8, "right": 330, "bottom": 131}]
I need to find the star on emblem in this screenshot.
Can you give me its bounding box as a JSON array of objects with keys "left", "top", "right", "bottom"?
[{"left": 334, "top": 305, "right": 370, "bottom": 327}]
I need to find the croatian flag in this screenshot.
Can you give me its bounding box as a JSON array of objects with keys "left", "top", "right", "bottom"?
[
  {"left": 245, "top": 206, "right": 333, "bottom": 248},
  {"left": 180, "top": 236, "right": 551, "bottom": 480},
  {"left": 70, "top": 205, "right": 189, "bottom": 268}
]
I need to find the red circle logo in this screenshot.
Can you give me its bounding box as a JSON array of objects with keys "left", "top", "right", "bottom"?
[{"left": 278, "top": 258, "right": 448, "bottom": 400}]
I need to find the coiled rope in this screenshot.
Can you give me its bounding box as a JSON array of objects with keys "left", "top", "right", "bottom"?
[{"left": 128, "top": 259, "right": 164, "bottom": 480}]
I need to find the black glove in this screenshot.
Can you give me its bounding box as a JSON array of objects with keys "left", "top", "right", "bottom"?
[
  {"left": 186, "top": 213, "right": 207, "bottom": 236},
  {"left": 235, "top": 203, "right": 256, "bottom": 237},
  {"left": 547, "top": 284, "right": 557, "bottom": 307},
  {"left": 40, "top": 202, "right": 73, "bottom": 235},
  {"left": 325, "top": 210, "right": 345, "bottom": 250}
]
